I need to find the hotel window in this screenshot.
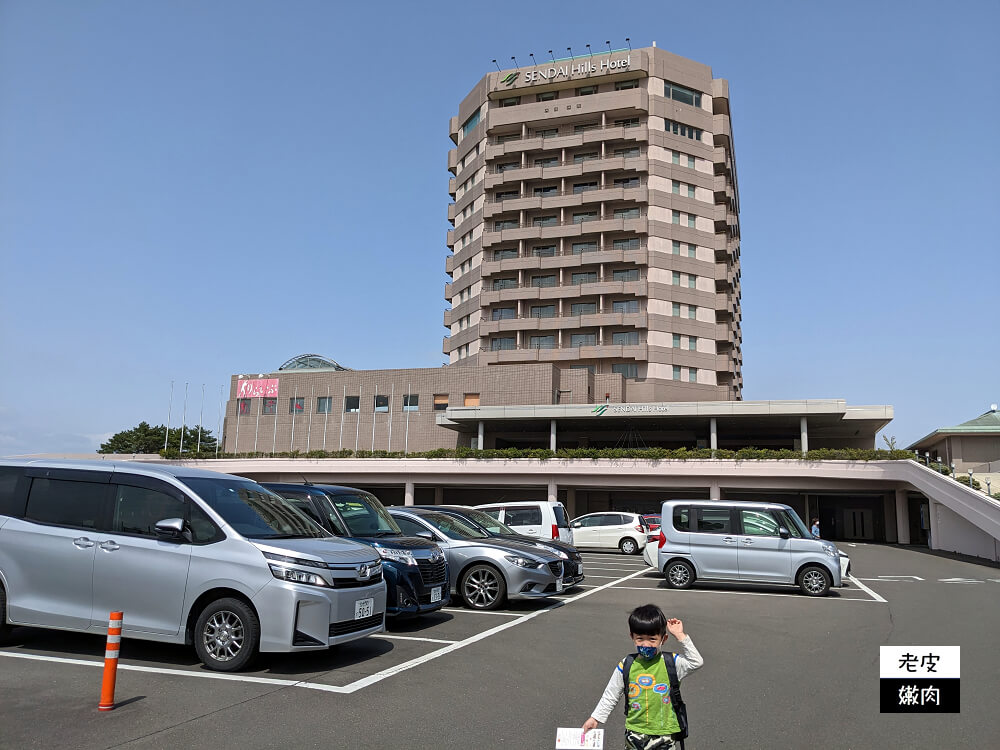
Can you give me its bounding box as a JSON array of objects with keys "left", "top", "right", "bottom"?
[
  {"left": 612, "top": 331, "right": 639, "bottom": 345},
  {"left": 289, "top": 397, "right": 304, "bottom": 415},
  {"left": 573, "top": 152, "right": 599, "bottom": 163},
  {"left": 500, "top": 96, "right": 520, "bottom": 107},
  {"left": 571, "top": 364, "right": 597, "bottom": 374},
  {"left": 532, "top": 274, "right": 557, "bottom": 288},
  {"left": 572, "top": 241, "right": 598, "bottom": 254},
  {"left": 531, "top": 305, "right": 556, "bottom": 318},
  {"left": 687, "top": 154, "right": 695, "bottom": 168},
  {"left": 665, "top": 120, "right": 703, "bottom": 141},
  {"left": 687, "top": 214, "right": 696, "bottom": 228},
  {"left": 237, "top": 399, "right": 251, "bottom": 416},
  {"left": 672, "top": 240, "right": 682, "bottom": 255},
  {"left": 576, "top": 85, "right": 598, "bottom": 96},
  {"left": 665, "top": 82, "right": 702, "bottom": 107},
  {"left": 494, "top": 248, "right": 518, "bottom": 260},
  {"left": 688, "top": 274, "right": 697, "bottom": 289},
  {"left": 262, "top": 397, "right": 277, "bottom": 415},
  {"left": 612, "top": 363, "right": 639, "bottom": 378},
  {"left": 491, "top": 337, "right": 515, "bottom": 351},
  {"left": 374, "top": 395, "right": 389, "bottom": 413},
  {"left": 496, "top": 133, "right": 520, "bottom": 144},
  {"left": 573, "top": 211, "right": 598, "bottom": 224},
  {"left": 613, "top": 268, "right": 639, "bottom": 282},
  {"left": 673, "top": 334, "right": 682, "bottom": 348},
  {"left": 493, "top": 277, "right": 517, "bottom": 290},
  {"left": 403, "top": 394, "right": 418, "bottom": 412},
  {"left": 534, "top": 156, "right": 559, "bottom": 167},
  {"left": 344, "top": 396, "right": 360, "bottom": 413},
  {"left": 494, "top": 219, "right": 518, "bottom": 230},
  {"left": 688, "top": 305, "right": 697, "bottom": 320},
  {"left": 535, "top": 127, "right": 558, "bottom": 138},
  {"left": 533, "top": 215, "right": 558, "bottom": 227},
  {"left": 461, "top": 109, "right": 481, "bottom": 136},
  {"left": 672, "top": 210, "right": 681, "bottom": 224},
  {"left": 533, "top": 245, "right": 556, "bottom": 257},
  {"left": 496, "top": 161, "right": 519, "bottom": 173},
  {"left": 614, "top": 117, "right": 640, "bottom": 127},
  {"left": 689, "top": 336, "right": 698, "bottom": 351},
  {"left": 529, "top": 335, "right": 556, "bottom": 349},
  {"left": 533, "top": 185, "right": 558, "bottom": 196},
  {"left": 464, "top": 393, "right": 480, "bottom": 407},
  {"left": 613, "top": 147, "right": 640, "bottom": 158},
  {"left": 613, "top": 237, "right": 639, "bottom": 250},
  {"left": 672, "top": 302, "right": 681, "bottom": 317},
  {"left": 672, "top": 180, "right": 682, "bottom": 194},
  {"left": 614, "top": 176, "right": 639, "bottom": 189},
  {"left": 572, "top": 271, "right": 598, "bottom": 285},
  {"left": 612, "top": 299, "right": 639, "bottom": 314},
  {"left": 614, "top": 207, "right": 640, "bottom": 219},
  {"left": 673, "top": 365, "right": 682, "bottom": 380},
  {"left": 689, "top": 368, "right": 698, "bottom": 383},
  {"left": 672, "top": 151, "right": 681, "bottom": 165},
  {"left": 492, "top": 307, "right": 516, "bottom": 320},
  {"left": 571, "top": 333, "right": 597, "bottom": 347},
  {"left": 573, "top": 181, "right": 598, "bottom": 194},
  {"left": 688, "top": 243, "right": 697, "bottom": 258},
  {"left": 536, "top": 91, "right": 557, "bottom": 102},
  {"left": 672, "top": 271, "right": 681, "bottom": 286},
  {"left": 494, "top": 190, "right": 518, "bottom": 201},
  {"left": 687, "top": 184, "right": 696, "bottom": 198},
  {"left": 572, "top": 302, "right": 597, "bottom": 315},
  {"left": 614, "top": 79, "right": 640, "bottom": 91},
  {"left": 574, "top": 122, "right": 599, "bottom": 133},
  {"left": 433, "top": 394, "right": 449, "bottom": 411},
  {"left": 317, "top": 396, "right": 333, "bottom": 414}
]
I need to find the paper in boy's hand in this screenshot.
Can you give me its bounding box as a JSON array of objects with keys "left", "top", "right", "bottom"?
[{"left": 555, "top": 727, "right": 604, "bottom": 749}]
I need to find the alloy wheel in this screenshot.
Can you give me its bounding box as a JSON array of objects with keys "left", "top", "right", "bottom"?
[{"left": 202, "top": 610, "right": 245, "bottom": 662}]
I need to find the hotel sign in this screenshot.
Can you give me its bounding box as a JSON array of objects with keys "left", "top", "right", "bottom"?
[
  {"left": 514, "top": 55, "right": 632, "bottom": 85},
  {"left": 592, "top": 403, "right": 669, "bottom": 416}
]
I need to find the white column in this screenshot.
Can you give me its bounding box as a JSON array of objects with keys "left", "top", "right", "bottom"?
[
  {"left": 709, "top": 482, "right": 721, "bottom": 501},
  {"left": 710, "top": 417, "right": 718, "bottom": 451},
  {"left": 478, "top": 421, "right": 485, "bottom": 450},
  {"left": 928, "top": 499, "right": 939, "bottom": 550},
  {"left": 566, "top": 488, "right": 577, "bottom": 517},
  {"left": 800, "top": 417, "right": 809, "bottom": 455},
  {"left": 895, "top": 488, "right": 910, "bottom": 544},
  {"left": 550, "top": 419, "right": 557, "bottom": 451},
  {"left": 434, "top": 486, "right": 444, "bottom": 505},
  {"left": 547, "top": 480, "right": 558, "bottom": 506},
  {"left": 404, "top": 481, "right": 415, "bottom": 506}
]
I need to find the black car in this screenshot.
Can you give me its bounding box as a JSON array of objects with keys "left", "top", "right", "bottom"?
[
  {"left": 411, "top": 505, "right": 585, "bottom": 588},
  {"left": 263, "top": 484, "right": 449, "bottom": 618}
]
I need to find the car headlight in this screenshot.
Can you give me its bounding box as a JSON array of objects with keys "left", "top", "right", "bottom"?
[
  {"left": 268, "top": 564, "right": 329, "bottom": 587},
  {"left": 374, "top": 545, "right": 417, "bottom": 566},
  {"left": 505, "top": 555, "right": 542, "bottom": 568},
  {"left": 822, "top": 544, "right": 837, "bottom": 558}
]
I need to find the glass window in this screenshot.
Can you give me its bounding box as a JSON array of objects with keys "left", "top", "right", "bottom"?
[
  {"left": 532, "top": 274, "right": 557, "bottom": 288},
  {"left": 570, "top": 333, "right": 596, "bottom": 347},
  {"left": 573, "top": 181, "right": 598, "bottom": 194},
  {"left": 741, "top": 509, "right": 780, "bottom": 537},
  {"left": 505, "top": 507, "right": 543, "bottom": 526},
  {"left": 614, "top": 207, "right": 640, "bottom": 219},
  {"left": 665, "top": 82, "right": 702, "bottom": 107},
  {"left": 688, "top": 243, "right": 697, "bottom": 258},
  {"left": 492, "top": 307, "right": 516, "bottom": 320},
  {"left": 612, "top": 331, "right": 639, "bottom": 345},
  {"left": 289, "top": 397, "right": 304, "bottom": 415},
  {"left": 500, "top": 96, "right": 520, "bottom": 107},
  {"left": 672, "top": 180, "right": 681, "bottom": 194},
  {"left": 614, "top": 177, "right": 639, "bottom": 189},
  {"left": 572, "top": 242, "right": 598, "bottom": 254},
  {"left": 531, "top": 305, "right": 555, "bottom": 318},
  {"left": 689, "top": 336, "right": 698, "bottom": 351},
  {"left": 689, "top": 275, "right": 697, "bottom": 289},
  {"left": 533, "top": 245, "right": 556, "bottom": 257},
  {"left": 672, "top": 151, "right": 681, "bottom": 165},
  {"left": 612, "top": 363, "right": 638, "bottom": 378},
  {"left": 393, "top": 514, "right": 431, "bottom": 538},
  {"left": 571, "top": 364, "right": 596, "bottom": 374},
  {"left": 180, "top": 477, "right": 326, "bottom": 539},
  {"left": 573, "top": 211, "right": 598, "bottom": 223},
  {"left": 688, "top": 214, "right": 696, "bottom": 228},
  {"left": 419, "top": 511, "right": 490, "bottom": 540},
  {"left": 536, "top": 92, "right": 557, "bottom": 102},
  {"left": 491, "top": 337, "right": 516, "bottom": 351},
  {"left": 612, "top": 300, "right": 639, "bottom": 313},
  {"left": 494, "top": 219, "right": 518, "bottom": 230},
  {"left": 533, "top": 215, "right": 558, "bottom": 227},
  {"left": 529, "top": 335, "right": 556, "bottom": 349},
  {"left": 533, "top": 185, "right": 558, "bottom": 196},
  {"left": 493, "top": 277, "right": 518, "bottom": 290},
  {"left": 614, "top": 80, "right": 639, "bottom": 91},
  {"left": 688, "top": 305, "right": 697, "bottom": 320},
  {"left": 344, "top": 396, "right": 360, "bottom": 413},
  {"left": 494, "top": 248, "right": 518, "bottom": 260},
  {"left": 672, "top": 240, "right": 681, "bottom": 255},
  {"left": 317, "top": 396, "right": 333, "bottom": 414},
  {"left": 237, "top": 399, "right": 251, "bottom": 416},
  {"left": 613, "top": 147, "right": 640, "bottom": 158},
  {"left": 572, "top": 272, "right": 598, "bottom": 285},
  {"left": 433, "top": 394, "right": 449, "bottom": 410},
  {"left": 689, "top": 368, "right": 698, "bottom": 383},
  {"left": 461, "top": 109, "right": 480, "bottom": 136},
  {"left": 571, "top": 302, "right": 597, "bottom": 316},
  {"left": 688, "top": 185, "right": 696, "bottom": 198},
  {"left": 576, "top": 85, "right": 598, "bottom": 96},
  {"left": 326, "top": 492, "right": 401, "bottom": 536},
  {"left": 777, "top": 509, "right": 806, "bottom": 538},
  {"left": 672, "top": 210, "right": 681, "bottom": 224},
  {"left": 25, "top": 478, "right": 107, "bottom": 530},
  {"left": 613, "top": 237, "right": 640, "bottom": 250},
  {"left": 496, "top": 161, "right": 518, "bottom": 173},
  {"left": 573, "top": 152, "right": 599, "bottom": 163},
  {"left": 614, "top": 117, "right": 640, "bottom": 127},
  {"left": 672, "top": 506, "right": 691, "bottom": 531},
  {"left": 673, "top": 365, "right": 681, "bottom": 380},
  {"left": 613, "top": 269, "right": 639, "bottom": 282},
  {"left": 687, "top": 155, "right": 696, "bottom": 168},
  {"left": 534, "top": 156, "right": 559, "bottom": 167},
  {"left": 672, "top": 302, "right": 681, "bottom": 316},
  {"left": 403, "top": 394, "right": 419, "bottom": 412},
  {"left": 574, "top": 122, "right": 599, "bottom": 133},
  {"left": 112, "top": 484, "right": 187, "bottom": 537},
  {"left": 672, "top": 271, "right": 681, "bottom": 286},
  {"left": 374, "top": 395, "right": 389, "bottom": 413},
  {"left": 673, "top": 334, "right": 682, "bottom": 348},
  {"left": 262, "top": 397, "right": 277, "bottom": 415},
  {"left": 696, "top": 507, "right": 731, "bottom": 534},
  {"left": 535, "top": 127, "right": 558, "bottom": 138}
]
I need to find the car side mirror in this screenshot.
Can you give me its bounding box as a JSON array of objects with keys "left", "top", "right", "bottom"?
[
  {"left": 571, "top": 522, "right": 581, "bottom": 528},
  {"left": 415, "top": 531, "right": 434, "bottom": 541},
  {"left": 778, "top": 526, "right": 790, "bottom": 540},
  {"left": 155, "top": 517, "right": 189, "bottom": 543}
]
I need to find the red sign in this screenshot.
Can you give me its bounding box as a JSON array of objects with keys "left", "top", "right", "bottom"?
[{"left": 236, "top": 378, "right": 279, "bottom": 399}]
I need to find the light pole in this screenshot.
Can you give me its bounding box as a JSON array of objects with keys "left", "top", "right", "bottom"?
[
  {"left": 986, "top": 478, "right": 992, "bottom": 496},
  {"left": 950, "top": 462, "right": 956, "bottom": 477},
  {"left": 935, "top": 456, "right": 942, "bottom": 472},
  {"left": 925, "top": 451, "right": 931, "bottom": 467},
  {"left": 967, "top": 469, "right": 974, "bottom": 489}
]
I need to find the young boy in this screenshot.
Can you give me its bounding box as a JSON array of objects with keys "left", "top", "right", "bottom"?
[{"left": 582, "top": 604, "right": 703, "bottom": 750}]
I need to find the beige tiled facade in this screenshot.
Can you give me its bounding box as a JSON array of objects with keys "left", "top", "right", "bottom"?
[{"left": 444, "top": 47, "right": 742, "bottom": 401}]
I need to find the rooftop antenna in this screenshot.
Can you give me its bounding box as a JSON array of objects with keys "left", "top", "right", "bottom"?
[
  {"left": 529, "top": 52, "right": 537, "bottom": 66},
  {"left": 567, "top": 46, "right": 573, "bottom": 60},
  {"left": 625, "top": 37, "right": 632, "bottom": 51},
  {"left": 548, "top": 49, "right": 555, "bottom": 62},
  {"left": 300, "top": 474, "right": 313, "bottom": 486},
  {"left": 492, "top": 59, "right": 501, "bottom": 72},
  {"left": 586, "top": 43, "right": 593, "bottom": 58},
  {"left": 511, "top": 55, "right": 519, "bottom": 69},
  {"left": 606, "top": 40, "right": 612, "bottom": 53}
]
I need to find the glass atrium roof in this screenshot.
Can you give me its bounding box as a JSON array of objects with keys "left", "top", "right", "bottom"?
[{"left": 277, "top": 354, "right": 352, "bottom": 371}]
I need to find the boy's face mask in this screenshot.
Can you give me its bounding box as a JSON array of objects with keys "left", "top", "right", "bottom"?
[{"left": 637, "top": 645, "right": 659, "bottom": 659}]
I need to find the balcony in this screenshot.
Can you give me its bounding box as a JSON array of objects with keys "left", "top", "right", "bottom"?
[
  {"left": 485, "top": 152, "right": 648, "bottom": 189},
  {"left": 486, "top": 123, "right": 648, "bottom": 157},
  {"left": 482, "top": 212, "right": 647, "bottom": 246},
  {"left": 486, "top": 87, "right": 649, "bottom": 129},
  {"left": 480, "top": 278, "right": 646, "bottom": 305},
  {"left": 483, "top": 182, "right": 648, "bottom": 218},
  {"left": 480, "top": 244, "right": 648, "bottom": 276},
  {"left": 478, "top": 342, "right": 647, "bottom": 365},
  {"left": 479, "top": 311, "right": 647, "bottom": 335}
]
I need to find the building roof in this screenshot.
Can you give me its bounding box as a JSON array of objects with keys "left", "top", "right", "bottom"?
[
  {"left": 277, "top": 354, "right": 351, "bottom": 371},
  {"left": 907, "top": 407, "right": 1000, "bottom": 450}
]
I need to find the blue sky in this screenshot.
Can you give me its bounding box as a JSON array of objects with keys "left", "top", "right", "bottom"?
[{"left": 1, "top": 0, "right": 997, "bottom": 455}]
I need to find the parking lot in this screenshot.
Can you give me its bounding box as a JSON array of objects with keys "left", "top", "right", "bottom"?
[{"left": 2, "top": 544, "right": 998, "bottom": 749}]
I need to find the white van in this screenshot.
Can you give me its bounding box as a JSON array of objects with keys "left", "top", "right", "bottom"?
[
  {"left": 0, "top": 460, "right": 387, "bottom": 670},
  {"left": 476, "top": 501, "right": 572, "bottom": 544}
]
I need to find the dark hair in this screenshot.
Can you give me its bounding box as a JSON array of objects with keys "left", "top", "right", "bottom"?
[{"left": 628, "top": 604, "right": 667, "bottom": 636}]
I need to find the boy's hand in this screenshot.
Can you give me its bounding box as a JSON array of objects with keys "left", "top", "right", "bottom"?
[
  {"left": 666, "top": 617, "right": 686, "bottom": 640},
  {"left": 582, "top": 717, "right": 599, "bottom": 733}
]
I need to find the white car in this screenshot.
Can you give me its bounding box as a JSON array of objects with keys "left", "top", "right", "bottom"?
[
  {"left": 476, "top": 501, "right": 572, "bottom": 544},
  {"left": 570, "top": 512, "right": 650, "bottom": 554}
]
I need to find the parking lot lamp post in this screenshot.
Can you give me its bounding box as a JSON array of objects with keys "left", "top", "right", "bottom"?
[
  {"left": 968, "top": 469, "right": 974, "bottom": 488},
  {"left": 925, "top": 451, "right": 931, "bottom": 467},
  {"left": 950, "top": 462, "right": 956, "bottom": 476},
  {"left": 935, "top": 456, "right": 943, "bottom": 472},
  {"left": 986, "top": 478, "right": 991, "bottom": 496}
]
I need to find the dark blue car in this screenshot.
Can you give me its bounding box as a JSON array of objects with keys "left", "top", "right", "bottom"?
[{"left": 262, "top": 483, "right": 449, "bottom": 618}]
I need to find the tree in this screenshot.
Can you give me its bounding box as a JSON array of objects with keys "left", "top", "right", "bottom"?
[{"left": 99, "top": 422, "right": 218, "bottom": 455}]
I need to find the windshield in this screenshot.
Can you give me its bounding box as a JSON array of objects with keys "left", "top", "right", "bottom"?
[
  {"left": 180, "top": 477, "right": 328, "bottom": 539},
  {"left": 325, "top": 493, "right": 402, "bottom": 537},
  {"left": 462, "top": 508, "right": 518, "bottom": 536},
  {"left": 419, "top": 511, "right": 490, "bottom": 540}
]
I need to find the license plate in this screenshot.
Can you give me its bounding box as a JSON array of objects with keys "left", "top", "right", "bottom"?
[
  {"left": 430, "top": 586, "right": 442, "bottom": 603},
  {"left": 354, "top": 598, "right": 374, "bottom": 620},
  {"left": 577, "top": 563, "right": 583, "bottom": 575},
  {"left": 556, "top": 578, "right": 564, "bottom": 593}
]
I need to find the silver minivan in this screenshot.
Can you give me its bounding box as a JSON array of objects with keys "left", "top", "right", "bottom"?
[
  {"left": 0, "top": 460, "right": 387, "bottom": 670},
  {"left": 655, "top": 500, "right": 843, "bottom": 596}
]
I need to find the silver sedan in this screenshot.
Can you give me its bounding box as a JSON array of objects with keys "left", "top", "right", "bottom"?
[{"left": 388, "top": 508, "right": 566, "bottom": 610}]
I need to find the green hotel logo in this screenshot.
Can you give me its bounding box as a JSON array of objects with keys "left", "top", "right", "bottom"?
[
  {"left": 592, "top": 404, "right": 609, "bottom": 416},
  {"left": 501, "top": 71, "right": 520, "bottom": 86}
]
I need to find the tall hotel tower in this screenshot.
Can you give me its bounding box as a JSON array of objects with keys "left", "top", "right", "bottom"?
[{"left": 444, "top": 46, "right": 742, "bottom": 402}]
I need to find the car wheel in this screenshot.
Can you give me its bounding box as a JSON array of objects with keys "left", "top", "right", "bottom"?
[
  {"left": 619, "top": 537, "right": 639, "bottom": 555},
  {"left": 460, "top": 564, "right": 507, "bottom": 611},
  {"left": 799, "top": 565, "right": 831, "bottom": 597},
  {"left": 194, "top": 597, "right": 260, "bottom": 672},
  {"left": 665, "top": 560, "right": 695, "bottom": 590},
  {"left": 0, "top": 583, "right": 12, "bottom": 644}
]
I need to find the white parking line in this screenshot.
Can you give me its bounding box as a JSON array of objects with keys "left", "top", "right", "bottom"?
[
  {"left": 846, "top": 575, "right": 887, "bottom": 602},
  {"left": 608, "top": 585, "right": 885, "bottom": 602},
  {"left": 376, "top": 634, "right": 457, "bottom": 645},
  {"left": 440, "top": 608, "right": 523, "bottom": 617},
  {"left": 584, "top": 575, "right": 633, "bottom": 579}
]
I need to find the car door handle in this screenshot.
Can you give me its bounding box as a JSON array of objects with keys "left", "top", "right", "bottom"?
[
  {"left": 742, "top": 538, "right": 754, "bottom": 545},
  {"left": 73, "top": 537, "right": 96, "bottom": 549},
  {"left": 723, "top": 537, "right": 736, "bottom": 544},
  {"left": 99, "top": 540, "right": 120, "bottom": 552}
]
